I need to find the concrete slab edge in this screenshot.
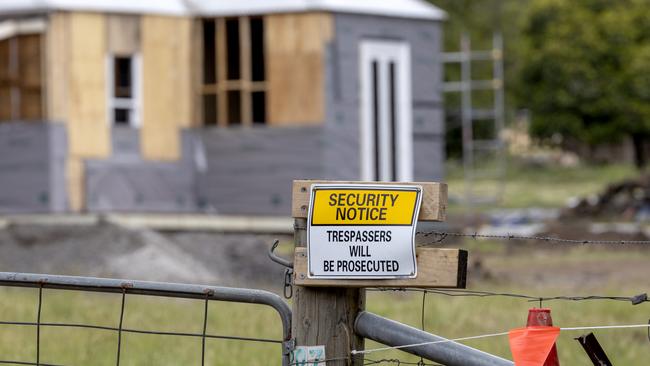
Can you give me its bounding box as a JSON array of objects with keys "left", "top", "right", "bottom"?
[{"left": 0, "top": 214, "right": 294, "bottom": 234}]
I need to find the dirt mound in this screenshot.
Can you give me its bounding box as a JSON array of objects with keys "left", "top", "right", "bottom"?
[
  {"left": 0, "top": 222, "right": 287, "bottom": 288},
  {"left": 563, "top": 175, "right": 650, "bottom": 221}
]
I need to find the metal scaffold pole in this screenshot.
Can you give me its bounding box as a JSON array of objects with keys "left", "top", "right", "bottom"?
[{"left": 443, "top": 32, "right": 506, "bottom": 205}]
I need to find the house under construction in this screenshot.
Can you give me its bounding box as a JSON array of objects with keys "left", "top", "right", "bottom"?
[{"left": 0, "top": 0, "right": 446, "bottom": 215}]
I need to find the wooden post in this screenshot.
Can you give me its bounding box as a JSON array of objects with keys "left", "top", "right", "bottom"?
[
  {"left": 290, "top": 180, "right": 458, "bottom": 365},
  {"left": 292, "top": 217, "right": 365, "bottom": 365}
]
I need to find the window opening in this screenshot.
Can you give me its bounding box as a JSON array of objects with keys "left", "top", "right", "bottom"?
[
  {"left": 227, "top": 90, "right": 241, "bottom": 124},
  {"left": 389, "top": 61, "right": 397, "bottom": 181},
  {"left": 202, "top": 19, "right": 217, "bottom": 84},
  {"left": 225, "top": 18, "right": 240, "bottom": 80},
  {"left": 252, "top": 91, "right": 266, "bottom": 124},
  {"left": 250, "top": 17, "right": 265, "bottom": 82},
  {"left": 114, "top": 57, "right": 132, "bottom": 98},
  {"left": 203, "top": 94, "right": 217, "bottom": 126},
  {"left": 109, "top": 55, "right": 139, "bottom": 127},
  {"left": 200, "top": 17, "right": 267, "bottom": 126},
  {"left": 372, "top": 60, "right": 380, "bottom": 181}
]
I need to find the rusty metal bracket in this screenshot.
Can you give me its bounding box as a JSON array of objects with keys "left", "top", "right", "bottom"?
[{"left": 575, "top": 332, "right": 612, "bottom": 366}]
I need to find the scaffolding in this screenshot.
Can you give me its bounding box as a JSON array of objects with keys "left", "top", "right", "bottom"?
[{"left": 443, "top": 32, "right": 506, "bottom": 205}]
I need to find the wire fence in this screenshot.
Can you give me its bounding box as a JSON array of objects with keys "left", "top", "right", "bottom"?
[
  {"left": 417, "top": 230, "right": 650, "bottom": 245},
  {"left": 2, "top": 229, "right": 649, "bottom": 365},
  {"left": 0, "top": 272, "right": 292, "bottom": 366},
  {"left": 368, "top": 288, "right": 649, "bottom": 306},
  {"left": 274, "top": 230, "right": 650, "bottom": 364}
]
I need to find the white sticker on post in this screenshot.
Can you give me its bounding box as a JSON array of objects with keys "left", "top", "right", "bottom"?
[
  {"left": 291, "top": 345, "right": 326, "bottom": 366},
  {"left": 307, "top": 184, "right": 422, "bottom": 279}
]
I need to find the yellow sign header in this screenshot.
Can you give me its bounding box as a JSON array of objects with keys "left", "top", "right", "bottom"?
[{"left": 310, "top": 187, "right": 420, "bottom": 225}]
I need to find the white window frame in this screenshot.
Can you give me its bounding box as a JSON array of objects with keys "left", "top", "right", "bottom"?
[
  {"left": 107, "top": 54, "right": 141, "bottom": 128},
  {"left": 359, "top": 40, "right": 413, "bottom": 182}
]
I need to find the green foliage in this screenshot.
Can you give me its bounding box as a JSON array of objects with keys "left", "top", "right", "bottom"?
[{"left": 517, "top": 0, "right": 650, "bottom": 146}]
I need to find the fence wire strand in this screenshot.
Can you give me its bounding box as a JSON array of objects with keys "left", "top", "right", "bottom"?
[
  {"left": 201, "top": 294, "right": 209, "bottom": 366},
  {"left": 116, "top": 289, "right": 126, "bottom": 366},
  {"left": 0, "top": 361, "right": 63, "bottom": 366},
  {"left": 0, "top": 286, "right": 285, "bottom": 366},
  {"left": 0, "top": 320, "right": 282, "bottom": 343},
  {"left": 35, "top": 285, "right": 42, "bottom": 366},
  {"left": 364, "top": 358, "right": 441, "bottom": 365},
  {"left": 417, "top": 230, "right": 650, "bottom": 245},
  {"left": 288, "top": 354, "right": 443, "bottom": 365}
]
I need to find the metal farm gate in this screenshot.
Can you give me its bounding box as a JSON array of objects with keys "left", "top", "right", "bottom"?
[{"left": 0, "top": 272, "right": 293, "bottom": 366}]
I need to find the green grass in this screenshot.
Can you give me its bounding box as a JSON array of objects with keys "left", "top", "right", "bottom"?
[
  {"left": 446, "top": 159, "right": 638, "bottom": 210},
  {"left": 0, "top": 288, "right": 282, "bottom": 366},
  {"left": 0, "top": 281, "right": 648, "bottom": 365},
  {"left": 366, "top": 287, "right": 650, "bottom": 365}
]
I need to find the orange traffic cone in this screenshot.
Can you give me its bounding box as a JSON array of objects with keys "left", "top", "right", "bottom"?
[{"left": 526, "top": 308, "right": 560, "bottom": 366}]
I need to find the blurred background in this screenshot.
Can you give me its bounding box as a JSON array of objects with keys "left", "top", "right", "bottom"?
[{"left": 0, "top": 0, "right": 649, "bottom": 364}]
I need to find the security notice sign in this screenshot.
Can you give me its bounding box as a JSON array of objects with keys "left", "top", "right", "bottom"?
[{"left": 307, "top": 184, "right": 422, "bottom": 279}]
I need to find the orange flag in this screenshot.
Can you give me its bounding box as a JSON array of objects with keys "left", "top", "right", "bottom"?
[{"left": 509, "top": 326, "right": 561, "bottom": 366}]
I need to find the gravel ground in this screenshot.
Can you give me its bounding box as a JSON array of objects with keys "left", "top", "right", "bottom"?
[
  {"left": 2, "top": 218, "right": 647, "bottom": 294},
  {"left": 0, "top": 222, "right": 289, "bottom": 290}
]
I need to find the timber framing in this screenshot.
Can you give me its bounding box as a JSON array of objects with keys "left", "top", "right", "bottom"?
[{"left": 200, "top": 16, "right": 268, "bottom": 127}]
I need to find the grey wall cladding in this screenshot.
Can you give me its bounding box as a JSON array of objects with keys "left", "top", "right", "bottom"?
[
  {"left": 0, "top": 122, "right": 67, "bottom": 213},
  {"left": 196, "top": 126, "right": 324, "bottom": 215},
  {"left": 85, "top": 130, "right": 198, "bottom": 213},
  {"left": 86, "top": 126, "right": 325, "bottom": 215},
  {"left": 325, "top": 14, "right": 445, "bottom": 181}
]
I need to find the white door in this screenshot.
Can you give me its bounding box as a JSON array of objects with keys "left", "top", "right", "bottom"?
[{"left": 360, "top": 40, "right": 413, "bottom": 182}]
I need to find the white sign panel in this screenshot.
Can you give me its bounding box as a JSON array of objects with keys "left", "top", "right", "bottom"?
[{"left": 307, "top": 184, "right": 422, "bottom": 279}]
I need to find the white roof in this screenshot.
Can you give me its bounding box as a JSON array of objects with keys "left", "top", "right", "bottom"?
[
  {"left": 0, "top": 0, "right": 446, "bottom": 20},
  {"left": 193, "top": 0, "right": 446, "bottom": 20},
  {"left": 0, "top": 0, "right": 190, "bottom": 16}
]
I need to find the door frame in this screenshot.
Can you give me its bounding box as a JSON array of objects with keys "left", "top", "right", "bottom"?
[{"left": 359, "top": 40, "right": 413, "bottom": 182}]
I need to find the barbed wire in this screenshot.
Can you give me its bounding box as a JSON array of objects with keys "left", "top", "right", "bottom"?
[
  {"left": 364, "top": 358, "right": 441, "bottom": 365},
  {"left": 417, "top": 230, "right": 650, "bottom": 245}
]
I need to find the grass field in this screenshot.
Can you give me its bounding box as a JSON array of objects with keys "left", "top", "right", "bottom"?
[{"left": 0, "top": 283, "right": 648, "bottom": 365}]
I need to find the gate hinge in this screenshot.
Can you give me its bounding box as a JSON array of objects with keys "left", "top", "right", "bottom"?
[{"left": 283, "top": 338, "right": 296, "bottom": 355}]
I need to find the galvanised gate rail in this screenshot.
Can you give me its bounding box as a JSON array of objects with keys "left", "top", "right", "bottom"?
[{"left": 0, "top": 272, "right": 293, "bottom": 366}]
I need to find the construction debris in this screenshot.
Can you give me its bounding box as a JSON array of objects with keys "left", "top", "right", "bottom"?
[{"left": 563, "top": 175, "right": 650, "bottom": 221}]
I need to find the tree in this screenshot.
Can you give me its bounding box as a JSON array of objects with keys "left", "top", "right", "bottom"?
[{"left": 516, "top": 0, "right": 650, "bottom": 168}]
